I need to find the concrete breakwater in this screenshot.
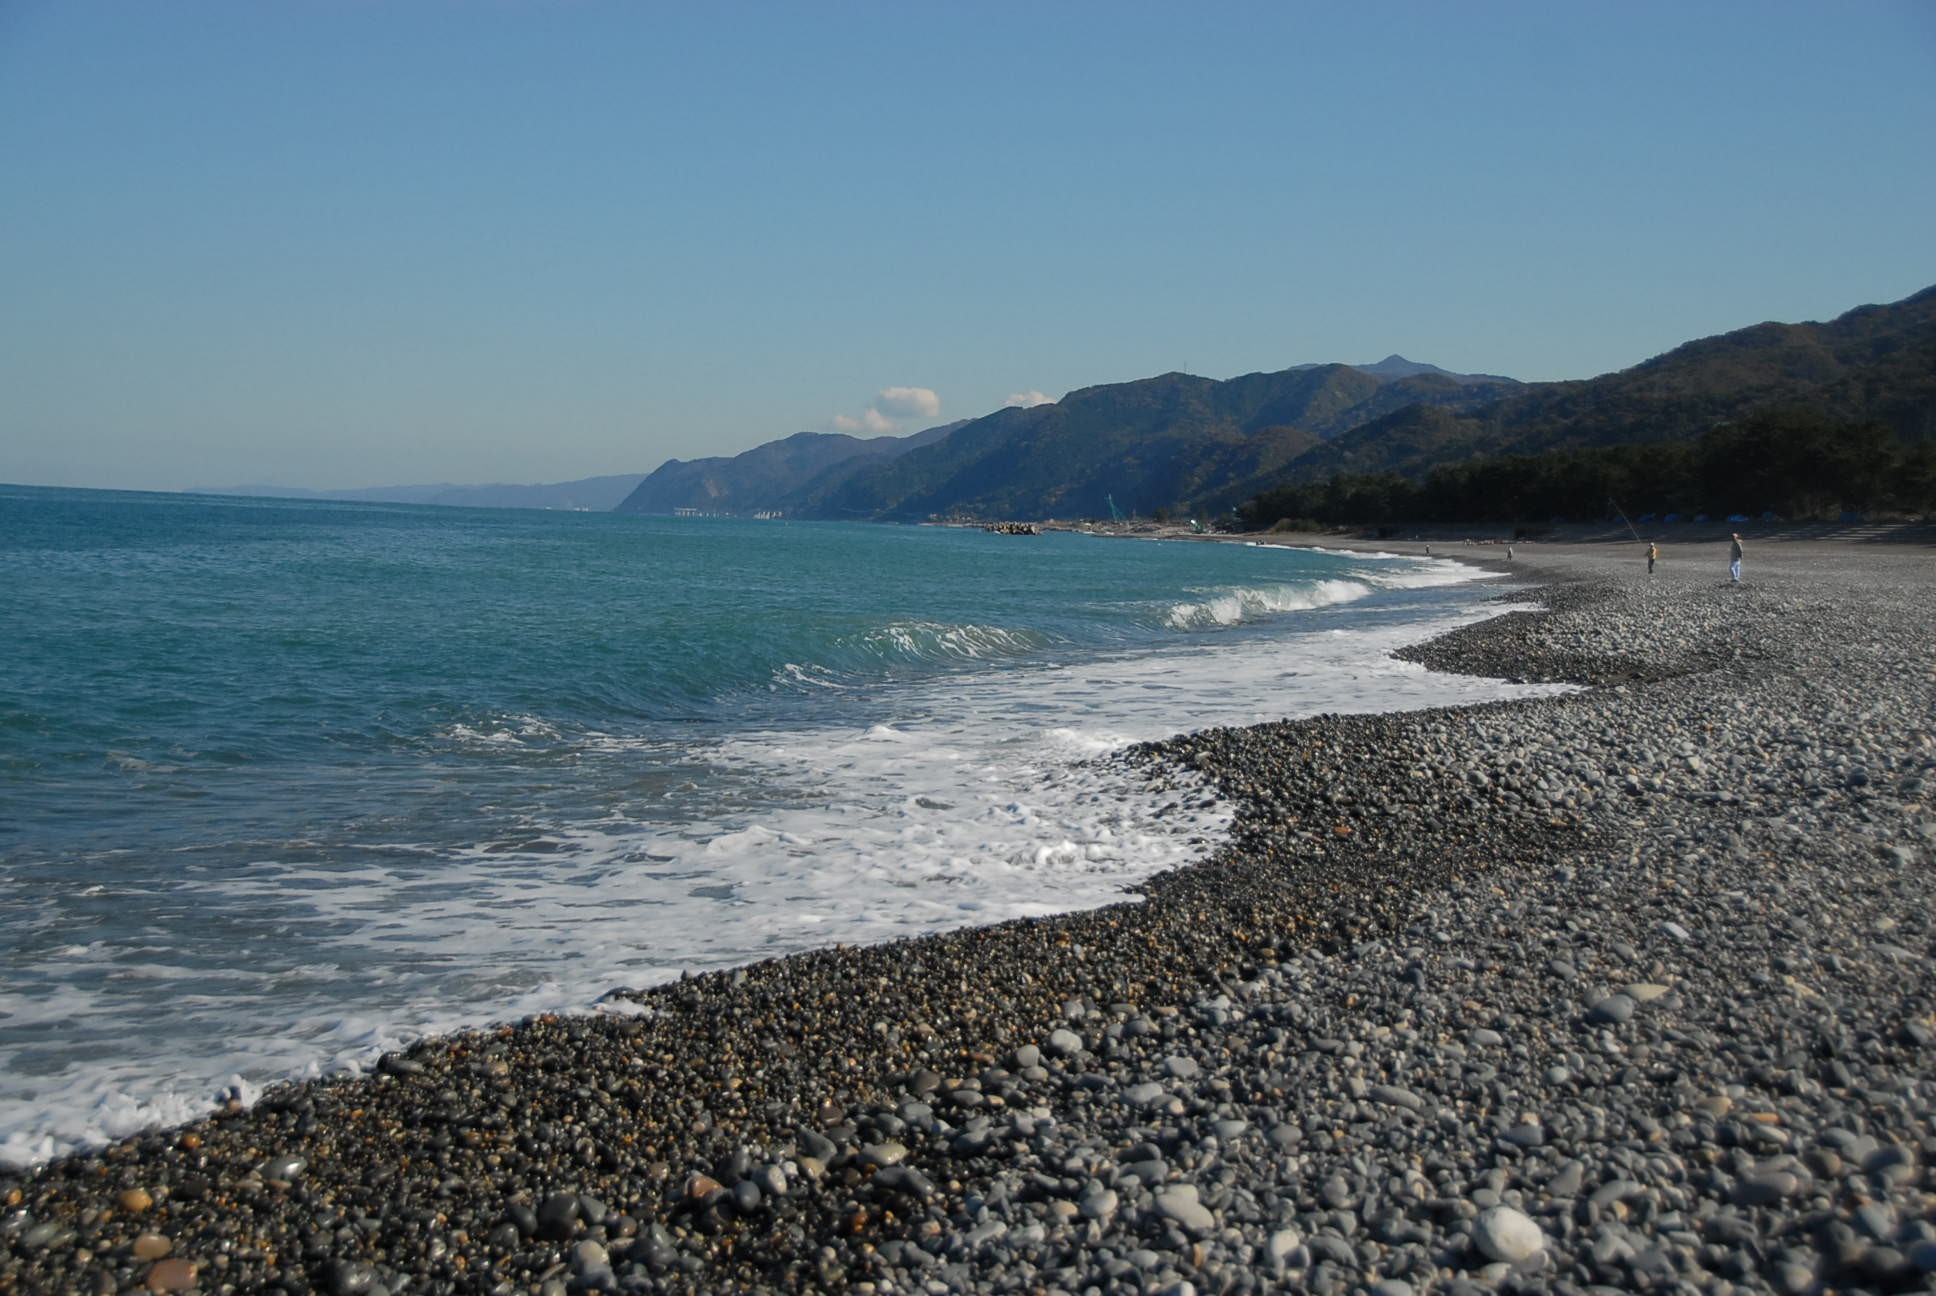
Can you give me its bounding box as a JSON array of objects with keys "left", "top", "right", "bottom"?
[{"left": 3, "top": 542, "right": 1932, "bottom": 1295}]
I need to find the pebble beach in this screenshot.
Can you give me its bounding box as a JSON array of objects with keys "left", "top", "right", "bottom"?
[{"left": 4, "top": 537, "right": 1933, "bottom": 1296}]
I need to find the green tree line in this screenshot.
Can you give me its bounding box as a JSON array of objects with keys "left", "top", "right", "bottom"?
[{"left": 1235, "top": 408, "right": 1936, "bottom": 530}]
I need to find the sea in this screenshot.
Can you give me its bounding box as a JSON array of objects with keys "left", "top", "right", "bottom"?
[{"left": 0, "top": 484, "right": 1565, "bottom": 1166}]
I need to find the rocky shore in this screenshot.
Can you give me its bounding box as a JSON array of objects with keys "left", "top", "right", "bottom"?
[{"left": 4, "top": 542, "right": 1932, "bottom": 1296}]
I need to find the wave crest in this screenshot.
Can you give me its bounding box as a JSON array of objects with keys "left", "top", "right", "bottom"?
[
  {"left": 856, "top": 620, "right": 1047, "bottom": 664},
  {"left": 1164, "top": 579, "right": 1373, "bottom": 629}
]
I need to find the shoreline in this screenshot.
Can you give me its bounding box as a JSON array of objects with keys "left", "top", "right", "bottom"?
[
  {"left": 0, "top": 542, "right": 1537, "bottom": 1173},
  {"left": 4, "top": 539, "right": 1932, "bottom": 1295}
]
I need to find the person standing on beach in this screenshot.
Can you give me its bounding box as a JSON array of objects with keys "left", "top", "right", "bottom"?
[
  {"left": 1729, "top": 533, "right": 1743, "bottom": 583},
  {"left": 1647, "top": 541, "right": 1658, "bottom": 575}
]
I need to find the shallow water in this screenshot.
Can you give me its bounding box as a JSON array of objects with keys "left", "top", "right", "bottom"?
[{"left": 0, "top": 486, "right": 1565, "bottom": 1164}]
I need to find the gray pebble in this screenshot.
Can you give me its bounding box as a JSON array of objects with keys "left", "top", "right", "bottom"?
[
  {"left": 1586, "top": 993, "right": 1636, "bottom": 1024},
  {"left": 1153, "top": 1186, "right": 1215, "bottom": 1235},
  {"left": 1473, "top": 1206, "right": 1545, "bottom": 1262}
]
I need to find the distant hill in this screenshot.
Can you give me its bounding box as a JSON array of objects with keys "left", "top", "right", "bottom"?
[
  {"left": 1286, "top": 354, "right": 1519, "bottom": 386},
  {"left": 613, "top": 423, "right": 963, "bottom": 516},
  {"left": 1273, "top": 285, "right": 1936, "bottom": 487},
  {"left": 788, "top": 363, "right": 1520, "bottom": 522},
  {"left": 202, "top": 287, "right": 1934, "bottom": 526},
  {"left": 812, "top": 286, "right": 1933, "bottom": 523},
  {"left": 192, "top": 473, "right": 647, "bottom": 511}
]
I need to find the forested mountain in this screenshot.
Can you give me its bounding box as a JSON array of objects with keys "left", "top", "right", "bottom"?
[
  {"left": 1270, "top": 285, "right": 1936, "bottom": 488},
  {"left": 797, "top": 364, "right": 1518, "bottom": 521},
  {"left": 1235, "top": 287, "right": 1936, "bottom": 528},
  {"left": 612, "top": 362, "right": 1516, "bottom": 520},
  {"left": 1239, "top": 405, "right": 1936, "bottom": 529},
  {"left": 614, "top": 424, "right": 961, "bottom": 516},
  {"left": 1313, "top": 354, "right": 1519, "bottom": 386},
  {"left": 614, "top": 284, "right": 1932, "bottom": 524}
]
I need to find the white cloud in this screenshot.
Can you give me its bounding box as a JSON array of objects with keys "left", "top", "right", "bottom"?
[
  {"left": 1005, "top": 390, "right": 1054, "bottom": 409},
  {"left": 875, "top": 386, "right": 941, "bottom": 419},
  {"left": 833, "top": 409, "right": 896, "bottom": 434},
  {"left": 831, "top": 385, "right": 942, "bottom": 434}
]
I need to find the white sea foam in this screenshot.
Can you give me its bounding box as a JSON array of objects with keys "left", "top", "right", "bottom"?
[
  {"left": 1164, "top": 578, "right": 1374, "bottom": 628},
  {"left": 1361, "top": 563, "right": 1498, "bottom": 590},
  {"left": 777, "top": 662, "right": 845, "bottom": 689},
  {"left": 860, "top": 620, "right": 1045, "bottom": 662},
  {"left": 1257, "top": 543, "right": 1503, "bottom": 590},
  {"left": 436, "top": 714, "right": 565, "bottom": 746},
  {"left": 0, "top": 567, "right": 1569, "bottom": 1167}
]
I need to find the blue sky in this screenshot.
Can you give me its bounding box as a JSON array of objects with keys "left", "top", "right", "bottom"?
[{"left": 3, "top": 1, "right": 1932, "bottom": 492}]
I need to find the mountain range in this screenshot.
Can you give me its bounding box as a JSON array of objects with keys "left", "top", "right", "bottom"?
[
  {"left": 199, "top": 285, "right": 1934, "bottom": 523},
  {"left": 1274, "top": 284, "right": 1936, "bottom": 488},
  {"left": 617, "top": 358, "right": 1523, "bottom": 522},
  {"left": 613, "top": 424, "right": 962, "bottom": 516},
  {"left": 617, "top": 285, "right": 1933, "bottom": 522}
]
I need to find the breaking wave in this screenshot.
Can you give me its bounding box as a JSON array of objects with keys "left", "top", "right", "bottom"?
[{"left": 1163, "top": 579, "right": 1374, "bottom": 629}]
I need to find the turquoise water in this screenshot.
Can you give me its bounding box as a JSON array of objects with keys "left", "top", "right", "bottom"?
[{"left": 0, "top": 484, "right": 1551, "bottom": 1163}]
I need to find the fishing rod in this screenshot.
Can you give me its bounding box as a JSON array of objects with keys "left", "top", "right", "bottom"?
[{"left": 1609, "top": 497, "right": 1643, "bottom": 544}]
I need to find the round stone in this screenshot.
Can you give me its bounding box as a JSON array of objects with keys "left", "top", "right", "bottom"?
[
  {"left": 323, "top": 1260, "right": 378, "bottom": 1296},
  {"left": 260, "top": 1155, "right": 307, "bottom": 1183},
  {"left": 144, "top": 1259, "right": 199, "bottom": 1293},
  {"left": 1587, "top": 994, "right": 1636, "bottom": 1024},
  {"left": 860, "top": 1142, "right": 908, "bottom": 1167},
  {"left": 1473, "top": 1205, "right": 1545, "bottom": 1262},
  {"left": 1733, "top": 1171, "right": 1801, "bottom": 1205},
  {"left": 874, "top": 1165, "right": 935, "bottom": 1197},
  {"left": 1369, "top": 1084, "right": 1424, "bottom": 1111},
  {"left": 20, "top": 1222, "right": 68, "bottom": 1249},
  {"left": 1079, "top": 1188, "right": 1118, "bottom": 1221},
  {"left": 1154, "top": 1187, "right": 1215, "bottom": 1235},
  {"left": 536, "top": 1192, "right": 581, "bottom": 1240}
]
